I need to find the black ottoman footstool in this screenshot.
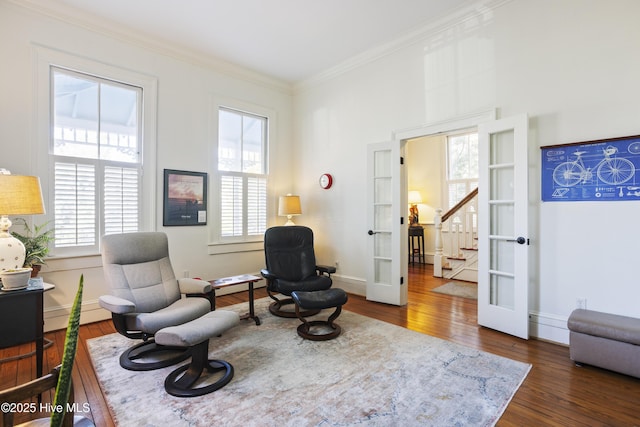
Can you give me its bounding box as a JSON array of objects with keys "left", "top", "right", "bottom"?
[{"left": 290, "top": 288, "right": 348, "bottom": 341}]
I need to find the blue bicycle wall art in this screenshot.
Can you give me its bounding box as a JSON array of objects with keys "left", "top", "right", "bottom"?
[{"left": 541, "top": 135, "right": 640, "bottom": 202}]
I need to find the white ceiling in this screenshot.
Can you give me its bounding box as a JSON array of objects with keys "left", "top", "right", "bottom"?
[{"left": 23, "top": 0, "right": 473, "bottom": 84}]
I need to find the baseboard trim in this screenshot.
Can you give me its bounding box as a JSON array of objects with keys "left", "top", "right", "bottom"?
[
  {"left": 44, "top": 299, "right": 108, "bottom": 332},
  {"left": 529, "top": 311, "right": 569, "bottom": 345},
  {"left": 333, "top": 274, "right": 366, "bottom": 296},
  {"left": 42, "top": 275, "right": 569, "bottom": 346}
]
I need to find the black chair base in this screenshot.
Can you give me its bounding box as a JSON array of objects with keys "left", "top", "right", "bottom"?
[
  {"left": 296, "top": 319, "right": 342, "bottom": 341},
  {"left": 120, "top": 339, "right": 192, "bottom": 371},
  {"left": 164, "top": 340, "right": 234, "bottom": 397},
  {"left": 268, "top": 297, "right": 320, "bottom": 318}
]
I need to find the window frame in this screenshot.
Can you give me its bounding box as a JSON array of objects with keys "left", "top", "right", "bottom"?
[
  {"left": 210, "top": 97, "right": 273, "bottom": 253},
  {"left": 444, "top": 130, "right": 479, "bottom": 210},
  {"left": 35, "top": 46, "right": 158, "bottom": 258}
]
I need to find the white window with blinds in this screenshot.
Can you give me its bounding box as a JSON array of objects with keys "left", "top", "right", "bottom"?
[
  {"left": 217, "top": 107, "right": 268, "bottom": 240},
  {"left": 446, "top": 132, "right": 479, "bottom": 209},
  {"left": 51, "top": 67, "right": 142, "bottom": 252}
]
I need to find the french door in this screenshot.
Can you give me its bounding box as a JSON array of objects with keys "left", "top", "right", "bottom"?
[
  {"left": 477, "top": 114, "right": 530, "bottom": 339},
  {"left": 365, "top": 141, "right": 407, "bottom": 306}
]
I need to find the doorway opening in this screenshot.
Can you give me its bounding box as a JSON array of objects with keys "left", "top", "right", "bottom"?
[
  {"left": 406, "top": 129, "right": 479, "bottom": 306},
  {"left": 391, "top": 109, "right": 496, "bottom": 310}
]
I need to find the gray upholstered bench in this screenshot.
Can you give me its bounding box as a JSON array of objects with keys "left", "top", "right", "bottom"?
[
  {"left": 567, "top": 309, "right": 640, "bottom": 378},
  {"left": 155, "top": 310, "right": 239, "bottom": 397},
  {"left": 291, "top": 288, "right": 348, "bottom": 341}
]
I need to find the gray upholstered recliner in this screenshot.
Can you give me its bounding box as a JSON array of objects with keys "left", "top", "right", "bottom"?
[{"left": 99, "top": 232, "right": 212, "bottom": 371}]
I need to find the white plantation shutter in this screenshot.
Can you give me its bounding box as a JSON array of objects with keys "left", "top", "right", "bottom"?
[
  {"left": 104, "top": 166, "right": 139, "bottom": 235},
  {"left": 247, "top": 177, "right": 267, "bottom": 236},
  {"left": 220, "top": 175, "right": 243, "bottom": 237},
  {"left": 54, "top": 162, "right": 96, "bottom": 247}
]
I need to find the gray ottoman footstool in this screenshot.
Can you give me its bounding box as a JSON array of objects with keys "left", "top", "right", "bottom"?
[
  {"left": 567, "top": 309, "right": 640, "bottom": 378},
  {"left": 155, "top": 310, "right": 239, "bottom": 397},
  {"left": 291, "top": 288, "right": 348, "bottom": 341}
]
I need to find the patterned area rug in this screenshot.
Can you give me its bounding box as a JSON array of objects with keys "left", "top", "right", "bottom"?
[
  {"left": 87, "top": 298, "right": 529, "bottom": 426},
  {"left": 432, "top": 281, "right": 478, "bottom": 299}
]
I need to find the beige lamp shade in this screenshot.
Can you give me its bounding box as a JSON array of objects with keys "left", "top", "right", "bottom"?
[
  {"left": 0, "top": 174, "right": 45, "bottom": 272},
  {"left": 0, "top": 175, "right": 45, "bottom": 215},
  {"left": 278, "top": 195, "right": 301, "bottom": 226}
]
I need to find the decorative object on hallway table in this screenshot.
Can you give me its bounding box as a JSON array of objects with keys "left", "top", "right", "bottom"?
[
  {"left": 408, "top": 190, "right": 422, "bottom": 225},
  {"left": 432, "top": 281, "right": 478, "bottom": 300},
  {"left": 0, "top": 170, "right": 45, "bottom": 273},
  {"left": 87, "top": 297, "right": 531, "bottom": 427},
  {"left": 277, "top": 194, "right": 301, "bottom": 226},
  {"left": 541, "top": 134, "right": 640, "bottom": 202},
  {"left": 163, "top": 169, "right": 208, "bottom": 226}
]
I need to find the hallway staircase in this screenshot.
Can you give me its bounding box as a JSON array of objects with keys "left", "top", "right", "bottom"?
[{"left": 433, "top": 188, "right": 478, "bottom": 282}]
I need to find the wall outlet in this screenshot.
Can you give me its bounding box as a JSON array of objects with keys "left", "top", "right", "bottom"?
[
  {"left": 335, "top": 261, "right": 340, "bottom": 270},
  {"left": 183, "top": 270, "right": 190, "bottom": 278},
  {"left": 576, "top": 298, "right": 587, "bottom": 309}
]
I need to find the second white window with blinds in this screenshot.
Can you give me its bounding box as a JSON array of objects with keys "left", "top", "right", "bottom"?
[{"left": 217, "top": 107, "right": 268, "bottom": 240}]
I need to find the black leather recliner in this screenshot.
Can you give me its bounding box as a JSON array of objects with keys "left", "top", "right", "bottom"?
[{"left": 261, "top": 226, "right": 335, "bottom": 318}]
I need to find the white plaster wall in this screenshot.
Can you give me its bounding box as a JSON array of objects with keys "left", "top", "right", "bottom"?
[
  {"left": 0, "top": 2, "right": 293, "bottom": 330},
  {"left": 294, "top": 0, "right": 640, "bottom": 343}
]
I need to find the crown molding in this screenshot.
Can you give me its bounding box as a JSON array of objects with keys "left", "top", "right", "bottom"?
[
  {"left": 7, "top": 0, "right": 293, "bottom": 95},
  {"left": 294, "top": 0, "right": 512, "bottom": 93}
]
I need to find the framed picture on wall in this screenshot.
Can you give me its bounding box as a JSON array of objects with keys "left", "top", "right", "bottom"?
[
  {"left": 541, "top": 134, "right": 640, "bottom": 202},
  {"left": 163, "top": 169, "right": 208, "bottom": 226}
]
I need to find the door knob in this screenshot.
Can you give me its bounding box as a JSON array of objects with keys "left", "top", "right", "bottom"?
[
  {"left": 507, "top": 236, "right": 527, "bottom": 245},
  {"left": 367, "top": 230, "right": 377, "bottom": 235}
]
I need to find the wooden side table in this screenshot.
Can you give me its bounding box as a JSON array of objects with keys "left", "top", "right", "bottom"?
[{"left": 208, "top": 275, "right": 262, "bottom": 325}]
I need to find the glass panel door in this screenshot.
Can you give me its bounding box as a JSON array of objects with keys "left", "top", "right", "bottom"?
[
  {"left": 366, "top": 141, "right": 407, "bottom": 305},
  {"left": 478, "top": 114, "right": 529, "bottom": 339}
]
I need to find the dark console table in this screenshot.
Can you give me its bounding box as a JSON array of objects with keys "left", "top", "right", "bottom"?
[{"left": 0, "top": 282, "right": 54, "bottom": 379}]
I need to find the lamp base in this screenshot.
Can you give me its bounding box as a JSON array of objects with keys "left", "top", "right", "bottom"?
[{"left": 0, "top": 233, "right": 26, "bottom": 271}]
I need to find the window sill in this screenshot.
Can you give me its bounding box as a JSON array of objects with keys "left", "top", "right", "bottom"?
[
  {"left": 208, "top": 240, "right": 263, "bottom": 255},
  {"left": 38, "top": 253, "right": 103, "bottom": 274}
]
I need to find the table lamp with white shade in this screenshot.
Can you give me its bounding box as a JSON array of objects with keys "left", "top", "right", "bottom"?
[{"left": 0, "top": 170, "right": 45, "bottom": 272}]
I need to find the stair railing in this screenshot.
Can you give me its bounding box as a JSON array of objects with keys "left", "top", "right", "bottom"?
[{"left": 433, "top": 188, "right": 478, "bottom": 277}]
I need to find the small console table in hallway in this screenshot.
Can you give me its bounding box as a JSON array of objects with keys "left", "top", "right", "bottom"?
[{"left": 408, "top": 226, "right": 425, "bottom": 264}]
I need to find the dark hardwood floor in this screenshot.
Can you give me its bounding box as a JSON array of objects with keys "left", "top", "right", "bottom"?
[{"left": 2, "top": 264, "right": 639, "bottom": 426}]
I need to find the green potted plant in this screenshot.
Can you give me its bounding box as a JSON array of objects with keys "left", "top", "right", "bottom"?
[
  {"left": 10, "top": 218, "right": 54, "bottom": 277},
  {"left": 51, "top": 274, "right": 84, "bottom": 427}
]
